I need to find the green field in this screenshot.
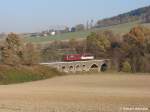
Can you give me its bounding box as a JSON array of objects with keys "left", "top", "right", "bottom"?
[
  {"left": 25, "top": 21, "right": 150, "bottom": 43},
  {"left": 0, "top": 65, "right": 63, "bottom": 85},
  {"left": 26, "top": 30, "right": 91, "bottom": 43}
]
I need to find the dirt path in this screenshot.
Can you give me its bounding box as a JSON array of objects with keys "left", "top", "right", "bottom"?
[{"left": 0, "top": 73, "right": 150, "bottom": 112}]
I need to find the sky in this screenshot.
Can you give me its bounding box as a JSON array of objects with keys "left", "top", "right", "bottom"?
[{"left": 0, "top": 0, "right": 150, "bottom": 33}]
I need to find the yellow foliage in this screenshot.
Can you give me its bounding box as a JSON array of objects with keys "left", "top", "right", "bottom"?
[{"left": 127, "top": 26, "right": 150, "bottom": 44}]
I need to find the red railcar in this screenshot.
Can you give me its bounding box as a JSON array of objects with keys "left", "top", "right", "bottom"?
[
  {"left": 63, "top": 53, "right": 94, "bottom": 61},
  {"left": 63, "top": 54, "right": 81, "bottom": 61}
]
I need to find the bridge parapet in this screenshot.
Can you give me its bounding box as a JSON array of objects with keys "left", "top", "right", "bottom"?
[{"left": 41, "top": 59, "right": 111, "bottom": 73}]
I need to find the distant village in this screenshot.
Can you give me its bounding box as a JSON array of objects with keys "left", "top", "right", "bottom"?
[
  {"left": 29, "top": 26, "right": 72, "bottom": 37},
  {"left": 26, "top": 20, "right": 94, "bottom": 38},
  {"left": 0, "top": 20, "right": 94, "bottom": 39}
]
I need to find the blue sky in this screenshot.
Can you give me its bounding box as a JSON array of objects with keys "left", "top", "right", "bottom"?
[{"left": 0, "top": 0, "right": 150, "bottom": 33}]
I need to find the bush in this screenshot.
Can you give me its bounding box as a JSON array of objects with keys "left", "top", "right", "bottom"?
[
  {"left": 121, "top": 61, "right": 132, "bottom": 73},
  {"left": 0, "top": 65, "right": 63, "bottom": 85}
]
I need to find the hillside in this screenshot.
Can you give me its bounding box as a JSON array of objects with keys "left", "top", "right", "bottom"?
[
  {"left": 96, "top": 5, "right": 150, "bottom": 28},
  {"left": 26, "top": 21, "right": 150, "bottom": 43},
  {"left": 25, "top": 5, "right": 150, "bottom": 43}
]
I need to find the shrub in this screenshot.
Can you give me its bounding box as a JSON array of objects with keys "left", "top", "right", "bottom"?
[
  {"left": 0, "top": 65, "right": 63, "bottom": 85},
  {"left": 121, "top": 61, "right": 132, "bottom": 73}
]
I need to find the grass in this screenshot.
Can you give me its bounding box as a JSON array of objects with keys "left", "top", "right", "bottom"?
[
  {"left": 26, "top": 30, "right": 91, "bottom": 43},
  {"left": 98, "top": 21, "right": 140, "bottom": 34},
  {"left": 25, "top": 21, "right": 148, "bottom": 43},
  {"left": 0, "top": 65, "right": 63, "bottom": 85},
  {"left": 143, "top": 23, "right": 150, "bottom": 28}
]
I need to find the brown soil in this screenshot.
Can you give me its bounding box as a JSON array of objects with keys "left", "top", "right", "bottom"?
[{"left": 0, "top": 73, "right": 150, "bottom": 112}]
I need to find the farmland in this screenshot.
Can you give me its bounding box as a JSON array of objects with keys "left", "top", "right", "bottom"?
[
  {"left": 25, "top": 21, "right": 140, "bottom": 43},
  {"left": 25, "top": 21, "right": 150, "bottom": 43},
  {"left": 0, "top": 73, "right": 150, "bottom": 112}
]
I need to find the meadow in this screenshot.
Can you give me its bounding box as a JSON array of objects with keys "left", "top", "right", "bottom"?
[
  {"left": 0, "top": 65, "right": 63, "bottom": 85},
  {"left": 25, "top": 21, "right": 150, "bottom": 43}
]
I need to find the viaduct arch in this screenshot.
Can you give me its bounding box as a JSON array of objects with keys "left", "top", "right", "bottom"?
[{"left": 41, "top": 59, "right": 111, "bottom": 73}]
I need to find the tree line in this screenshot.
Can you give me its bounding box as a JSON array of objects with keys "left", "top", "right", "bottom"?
[
  {"left": 0, "top": 26, "right": 150, "bottom": 73},
  {"left": 42, "top": 26, "right": 150, "bottom": 73},
  {"left": 87, "top": 26, "right": 150, "bottom": 72},
  {"left": 95, "top": 6, "right": 150, "bottom": 28}
]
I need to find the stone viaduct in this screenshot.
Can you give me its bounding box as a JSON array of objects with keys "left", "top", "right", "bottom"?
[{"left": 41, "top": 59, "right": 111, "bottom": 73}]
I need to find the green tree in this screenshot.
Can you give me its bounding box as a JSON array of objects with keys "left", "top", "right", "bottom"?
[
  {"left": 86, "top": 31, "right": 111, "bottom": 58},
  {"left": 121, "top": 61, "right": 132, "bottom": 72},
  {"left": 75, "top": 24, "right": 85, "bottom": 31}
]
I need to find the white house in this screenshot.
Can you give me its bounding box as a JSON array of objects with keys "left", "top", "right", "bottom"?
[{"left": 51, "top": 31, "right": 56, "bottom": 36}]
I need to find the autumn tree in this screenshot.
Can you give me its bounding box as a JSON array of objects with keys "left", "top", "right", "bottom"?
[
  {"left": 41, "top": 41, "right": 64, "bottom": 62},
  {"left": 1, "top": 33, "right": 41, "bottom": 66},
  {"left": 122, "top": 26, "right": 150, "bottom": 72},
  {"left": 23, "top": 43, "right": 40, "bottom": 65},
  {"left": 75, "top": 40, "right": 86, "bottom": 54},
  {"left": 68, "top": 38, "right": 78, "bottom": 51},
  {"left": 1, "top": 33, "right": 24, "bottom": 65},
  {"left": 142, "top": 12, "right": 150, "bottom": 23}
]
